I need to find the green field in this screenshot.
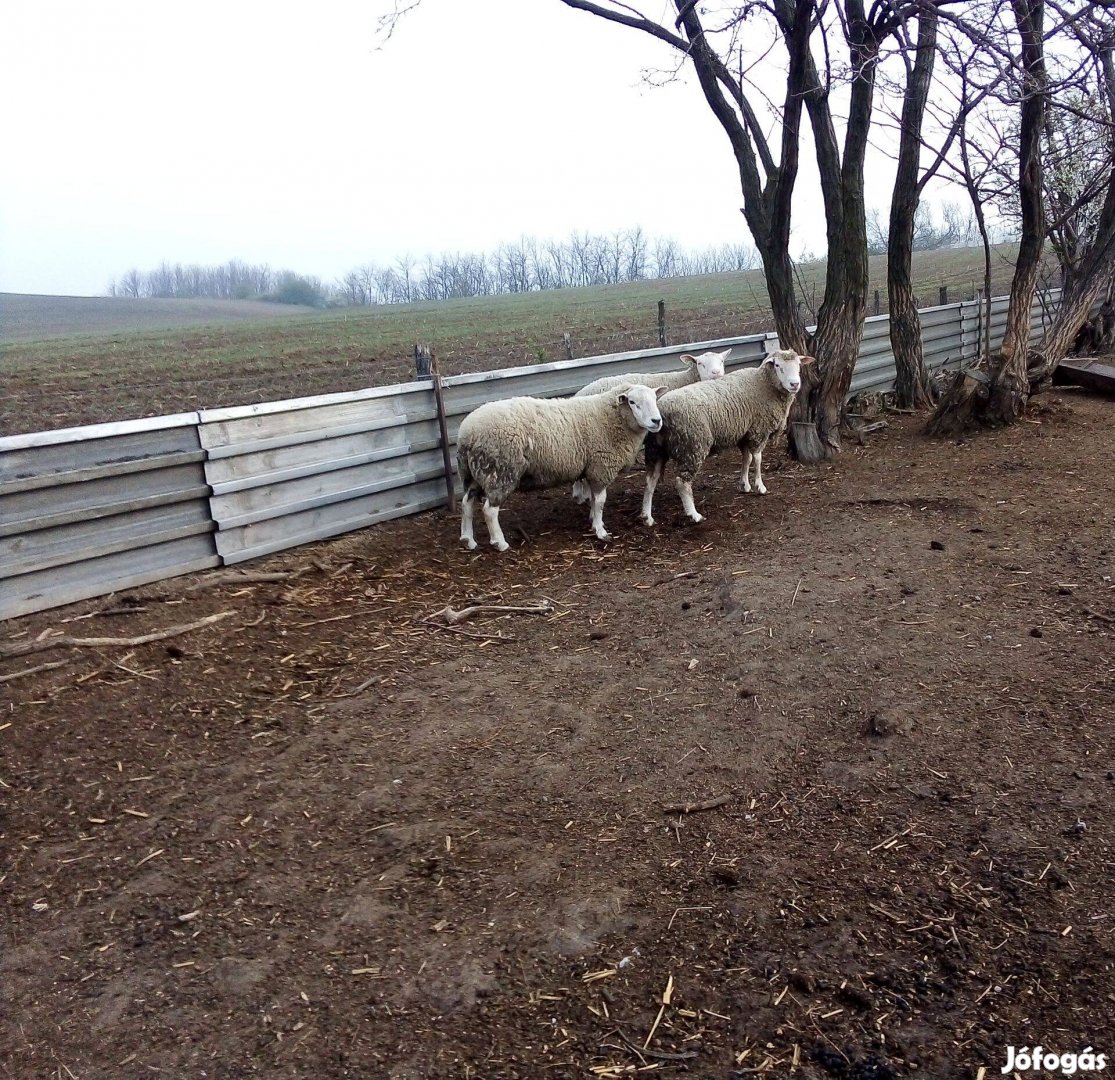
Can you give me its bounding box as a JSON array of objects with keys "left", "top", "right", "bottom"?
[{"left": 2, "top": 245, "right": 1040, "bottom": 436}]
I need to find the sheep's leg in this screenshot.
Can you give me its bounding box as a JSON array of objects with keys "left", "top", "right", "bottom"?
[
  {"left": 572, "top": 479, "right": 590, "bottom": 504},
  {"left": 738, "top": 447, "right": 754, "bottom": 493},
  {"left": 641, "top": 460, "right": 663, "bottom": 526},
  {"left": 589, "top": 486, "right": 611, "bottom": 541},
  {"left": 482, "top": 499, "right": 510, "bottom": 553},
  {"left": 675, "top": 476, "right": 704, "bottom": 523},
  {"left": 751, "top": 445, "right": 767, "bottom": 495},
  {"left": 460, "top": 488, "right": 478, "bottom": 550}
]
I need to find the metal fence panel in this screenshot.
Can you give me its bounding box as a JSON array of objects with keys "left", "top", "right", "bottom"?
[
  {"left": 198, "top": 383, "right": 442, "bottom": 565},
  {"left": 0, "top": 416, "right": 218, "bottom": 619},
  {"left": 215, "top": 478, "right": 448, "bottom": 564}
]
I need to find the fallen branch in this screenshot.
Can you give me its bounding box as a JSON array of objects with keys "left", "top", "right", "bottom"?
[
  {"left": 0, "top": 659, "right": 72, "bottom": 683},
  {"left": 182, "top": 567, "right": 314, "bottom": 592},
  {"left": 661, "top": 794, "right": 731, "bottom": 815},
  {"left": 423, "top": 599, "right": 555, "bottom": 625},
  {"left": 0, "top": 611, "right": 236, "bottom": 660}
]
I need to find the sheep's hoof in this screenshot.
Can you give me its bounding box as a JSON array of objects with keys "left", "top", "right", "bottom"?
[
  {"left": 641, "top": 516, "right": 656, "bottom": 528},
  {"left": 753, "top": 485, "right": 767, "bottom": 496},
  {"left": 737, "top": 481, "right": 751, "bottom": 494},
  {"left": 463, "top": 538, "right": 478, "bottom": 550},
  {"left": 687, "top": 513, "right": 704, "bottom": 524},
  {"left": 492, "top": 540, "right": 511, "bottom": 553},
  {"left": 594, "top": 531, "right": 613, "bottom": 543}
]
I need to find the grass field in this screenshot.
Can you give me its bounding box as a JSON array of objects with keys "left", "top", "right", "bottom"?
[{"left": 2, "top": 244, "right": 1042, "bottom": 436}]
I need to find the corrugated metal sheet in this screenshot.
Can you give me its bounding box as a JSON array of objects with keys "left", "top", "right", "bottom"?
[{"left": 0, "top": 416, "right": 219, "bottom": 619}]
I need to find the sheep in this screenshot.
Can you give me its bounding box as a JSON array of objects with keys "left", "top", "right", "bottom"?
[
  {"left": 457, "top": 384, "right": 666, "bottom": 552},
  {"left": 570, "top": 348, "right": 729, "bottom": 503},
  {"left": 574, "top": 348, "right": 730, "bottom": 399},
  {"left": 640, "top": 349, "right": 814, "bottom": 526}
]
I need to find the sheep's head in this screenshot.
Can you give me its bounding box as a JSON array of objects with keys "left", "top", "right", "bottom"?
[
  {"left": 617, "top": 384, "right": 666, "bottom": 433},
  {"left": 681, "top": 349, "right": 730, "bottom": 382},
  {"left": 761, "top": 349, "right": 814, "bottom": 394}
]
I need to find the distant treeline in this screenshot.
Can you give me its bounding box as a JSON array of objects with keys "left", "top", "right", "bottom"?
[
  {"left": 109, "top": 208, "right": 1000, "bottom": 308},
  {"left": 107, "top": 231, "right": 761, "bottom": 308},
  {"left": 108, "top": 262, "right": 324, "bottom": 307}
]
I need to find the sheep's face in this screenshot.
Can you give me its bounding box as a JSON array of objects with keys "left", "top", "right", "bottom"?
[
  {"left": 617, "top": 384, "right": 665, "bottom": 433},
  {"left": 682, "top": 349, "right": 730, "bottom": 382},
  {"left": 763, "top": 349, "right": 814, "bottom": 394}
]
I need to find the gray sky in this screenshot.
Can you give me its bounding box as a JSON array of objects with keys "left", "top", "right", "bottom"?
[{"left": 1, "top": 1, "right": 902, "bottom": 297}]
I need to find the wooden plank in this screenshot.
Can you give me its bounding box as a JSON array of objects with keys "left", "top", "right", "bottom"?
[
  {"left": 1053, "top": 358, "right": 1115, "bottom": 394},
  {"left": 0, "top": 449, "right": 206, "bottom": 496},
  {"left": 0, "top": 412, "right": 199, "bottom": 453},
  {"left": 1, "top": 426, "right": 203, "bottom": 485},
  {"left": 0, "top": 463, "right": 211, "bottom": 536},
  {"left": 198, "top": 394, "right": 429, "bottom": 451},
  {"left": 214, "top": 479, "right": 448, "bottom": 563},
  {"left": 204, "top": 426, "right": 424, "bottom": 491},
  {"left": 1, "top": 500, "right": 214, "bottom": 579},
  {"left": 0, "top": 537, "right": 220, "bottom": 620},
  {"left": 208, "top": 451, "right": 445, "bottom": 529}
]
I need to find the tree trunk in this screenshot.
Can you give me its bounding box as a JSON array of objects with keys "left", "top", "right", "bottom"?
[
  {"left": 888, "top": 4, "right": 937, "bottom": 410},
  {"left": 1029, "top": 155, "right": 1115, "bottom": 385},
  {"left": 784, "top": 0, "right": 878, "bottom": 461},
  {"left": 928, "top": 0, "right": 1048, "bottom": 433},
  {"left": 986, "top": 0, "right": 1047, "bottom": 423}
]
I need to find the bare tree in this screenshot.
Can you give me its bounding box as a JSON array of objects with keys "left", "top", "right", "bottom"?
[
  {"left": 887, "top": 2, "right": 941, "bottom": 409},
  {"left": 1026, "top": 15, "right": 1115, "bottom": 375},
  {"left": 556, "top": 0, "right": 923, "bottom": 460}
]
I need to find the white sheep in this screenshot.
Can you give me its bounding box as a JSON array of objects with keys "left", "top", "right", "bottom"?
[
  {"left": 574, "top": 348, "right": 730, "bottom": 399},
  {"left": 457, "top": 384, "right": 666, "bottom": 552},
  {"left": 641, "top": 349, "right": 813, "bottom": 526},
  {"left": 570, "top": 349, "right": 729, "bottom": 503}
]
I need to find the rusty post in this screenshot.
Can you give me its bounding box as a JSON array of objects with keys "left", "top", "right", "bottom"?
[
  {"left": 657, "top": 300, "right": 667, "bottom": 346},
  {"left": 428, "top": 349, "right": 456, "bottom": 513},
  {"left": 940, "top": 285, "right": 948, "bottom": 305},
  {"left": 562, "top": 332, "right": 574, "bottom": 361}
]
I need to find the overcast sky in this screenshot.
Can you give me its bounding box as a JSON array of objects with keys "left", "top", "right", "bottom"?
[{"left": 1, "top": 1, "right": 905, "bottom": 297}]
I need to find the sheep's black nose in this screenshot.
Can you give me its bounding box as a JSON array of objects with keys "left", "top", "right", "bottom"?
[{"left": 650, "top": 418, "right": 662, "bottom": 431}]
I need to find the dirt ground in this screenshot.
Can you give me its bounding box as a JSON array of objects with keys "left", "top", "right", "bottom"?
[{"left": 2, "top": 393, "right": 1113, "bottom": 1079}]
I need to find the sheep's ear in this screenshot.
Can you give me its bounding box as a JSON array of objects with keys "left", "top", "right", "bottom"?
[
  {"left": 799, "top": 354, "right": 816, "bottom": 366},
  {"left": 653, "top": 385, "right": 669, "bottom": 399},
  {"left": 617, "top": 392, "right": 630, "bottom": 405},
  {"left": 760, "top": 354, "right": 775, "bottom": 366},
  {"left": 719, "top": 349, "right": 732, "bottom": 360},
  {"left": 680, "top": 354, "right": 697, "bottom": 365}
]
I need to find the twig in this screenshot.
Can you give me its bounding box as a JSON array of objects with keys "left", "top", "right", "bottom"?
[
  {"left": 661, "top": 794, "right": 731, "bottom": 814},
  {"left": 423, "top": 599, "right": 555, "bottom": 625},
  {"left": 333, "top": 674, "right": 384, "bottom": 698},
  {"left": 606, "top": 1033, "right": 698, "bottom": 1062},
  {"left": 422, "top": 621, "right": 516, "bottom": 643},
  {"left": 0, "top": 611, "right": 236, "bottom": 659},
  {"left": 1084, "top": 608, "right": 1114, "bottom": 624},
  {"left": 790, "top": 576, "right": 803, "bottom": 607},
  {"left": 0, "top": 659, "right": 71, "bottom": 683},
  {"left": 643, "top": 973, "right": 674, "bottom": 1049}
]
